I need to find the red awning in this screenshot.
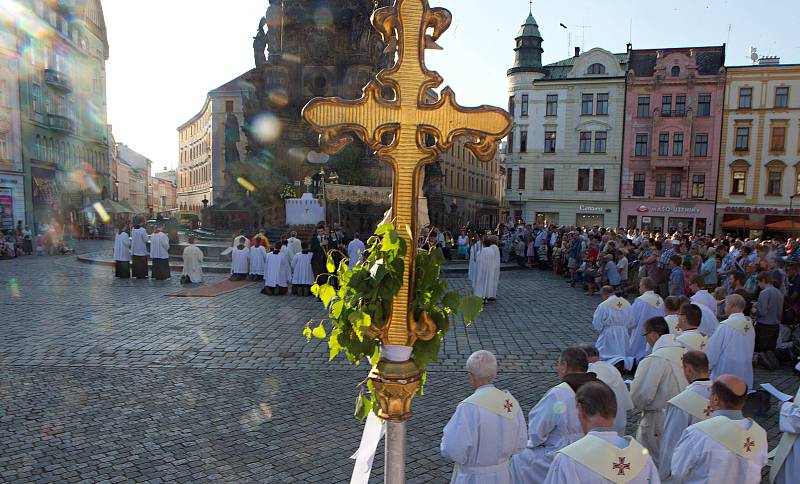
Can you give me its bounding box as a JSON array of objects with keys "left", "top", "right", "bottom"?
[
  {"left": 720, "top": 218, "right": 763, "bottom": 230},
  {"left": 764, "top": 219, "right": 800, "bottom": 232}
]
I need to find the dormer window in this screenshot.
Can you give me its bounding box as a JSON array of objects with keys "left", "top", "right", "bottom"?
[
  {"left": 671, "top": 66, "right": 680, "bottom": 77},
  {"left": 587, "top": 63, "right": 606, "bottom": 75}
]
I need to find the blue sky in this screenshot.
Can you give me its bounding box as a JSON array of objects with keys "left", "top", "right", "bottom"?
[{"left": 104, "top": 0, "right": 799, "bottom": 172}]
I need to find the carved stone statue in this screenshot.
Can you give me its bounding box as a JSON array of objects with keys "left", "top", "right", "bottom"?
[
  {"left": 253, "top": 17, "right": 267, "bottom": 67},
  {"left": 224, "top": 112, "right": 241, "bottom": 166},
  {"left": 265, "top": 0, "right": 283, "bottom": 60}
]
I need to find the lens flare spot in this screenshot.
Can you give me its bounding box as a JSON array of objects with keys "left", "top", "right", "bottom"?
[
  {"left": 268, "top": 90, "right": 289, "bottom": 107},
  {"left": 552, "top": 400, "right": 565, "bottom": 415},
  {"left": 250, "top": 113, "right": 282, "bottom": 144},
  {"left": 92, "top": 202, "right": 110, "bottom": 222},
  {"left": 240, "top": 403, "right": 274, "bottom": 432},
  {"left": 641, "top": 448, "right": 649, "bottom": 456},
  {"left": 8, "top": 278, "right": 20, "bottom": 298},
  {"left": 282, "top": 53, "right": 301, "bottom": 64},
  {"left": 288, "top": 147, "right": 309, "bottom": 162},
  {"left": 237, "top": 177, "right": 255, "bottom": 192}
]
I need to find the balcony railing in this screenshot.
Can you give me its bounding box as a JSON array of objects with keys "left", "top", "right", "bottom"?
[
  {"left": 44, "top": 69, "right": 72, "bottom": 92},
  {"left": 47, "top": 113, "right": 75, "bottom": 133},
  {"left": 659, "top": 109, "right": 687, "bottom": 117}
]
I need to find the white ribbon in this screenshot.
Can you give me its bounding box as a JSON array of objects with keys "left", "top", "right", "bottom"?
[{"left": 350, "top": 411, "right": 386, "bottom": 484}]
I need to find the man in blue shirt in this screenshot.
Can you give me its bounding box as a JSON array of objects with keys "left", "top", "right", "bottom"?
[{"left": 669, "top": 254, "right": 685, "bottom": 297}]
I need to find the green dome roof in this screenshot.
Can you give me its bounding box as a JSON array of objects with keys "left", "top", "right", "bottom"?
[{"left": 517, "top": 13, "right": 541, "bottom": 39}]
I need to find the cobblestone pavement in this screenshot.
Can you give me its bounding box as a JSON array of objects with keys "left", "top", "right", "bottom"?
[{"left": 1, "top": 243, "right": 797, "bottom": 483}]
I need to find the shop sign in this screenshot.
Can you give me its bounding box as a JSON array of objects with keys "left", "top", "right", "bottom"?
[
  {"left": 724, "top": 206, "right": 800, "bottom": 215},
  {"left": 579, "top": 205, "right": 605, "bottom": 213},
  {"left": 635, "top": 204, "right": 700, "bottom": 214},
  {"left": 642, "top": 217, "right": 652, "bottom": 223}
]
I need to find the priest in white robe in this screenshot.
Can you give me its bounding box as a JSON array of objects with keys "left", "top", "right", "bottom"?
[
  {"left": 671, "top": 375, "right": 767, "bottom": 484},
  {"left": 180, "top": 236, "right": 204, "bottom": 284},
  {"left": 291, "top": 244, "right": 315, "bottom": 296},
  {"left": 441, "top": 350, "right": 527, "bottom": 484},
  {"left": 544, "top": 381, "right": 659, "bottom": 484},
  {"left": 347, "top": 234, "right": 365, "bottom": 270},
  {"left": 286, "top": 231, "right": 302, "bottom": 261},
  {"left": 248, "top": 239, "right": 267, "bottom": 280},
  {"left": 473, "top": 239, "right": 500, "bottom": 302},
  {"left": 690, "top": 274, "right": 718, "bottom": 313},
  {"left": 663, "top": 296, "right": 683, "bottom": 335},
  {"left": 630, "top": 316, "right": 688, "bottom": 463},
  {"left": 770, "top": 386, "right": 800, "bottom": 484},
  {"left": 697, "top": 300, "right": 720, "bottom": 337},
  {"left": 628, "top": 277, "right": 665, "bottom": 365},
  {"left": 707, "top": 294, "right": 755, "bottom": 390},
  {"left": 591, "top": 286, "right": 636, "bottom": 370},
  {"left": 262, "top": 243, "right": 290, "bottom": 295},
  {"left": 113, "top": 227, "right": 131, "bottom": 279},
  {"left": 229, "top": 243, "right": 250, "bottom": 281},
  {"left": 659, "top": 350, "right": 713, "bottom": 480},
  {"left": 510, "top": 348, "right": 597, "bottom": 483},
  {"left": 676, "top": 303, "right": 709, "bottom": 352},
  {"left": 468, "top": 238, "right": 481, "bottom": 285},
  {"left": 579, "top": 345, "right": 634, "bottom": 436},
  {"left": 150, "top": 226, "right": 171, "bottom": 280}
]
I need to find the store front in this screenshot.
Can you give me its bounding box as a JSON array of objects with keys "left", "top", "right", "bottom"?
[
  {"left": 535, "top": 212, "right": 560, "bottom": 226},
  {"left": 0, "top": 174, "right": 25, "bottom": 232},
  {"left": 717, "top": 205, "right": 800, "bottom": 238},
  {"left": 621, "top": 201, "right": 715, "bottom": 235}
]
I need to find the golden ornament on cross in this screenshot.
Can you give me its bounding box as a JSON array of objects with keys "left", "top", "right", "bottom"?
[{"left": 302, "top": 0, "right": 511, "bottom": 348}]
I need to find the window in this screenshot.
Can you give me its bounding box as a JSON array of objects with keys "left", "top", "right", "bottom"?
[
  {"left": 770, "top": 126, "right": 786, "bottom": 152},
  {"left": 544, "top": 131, "right": 556, "bottom": 153},
  {"left": 579, "top": 132, "right": 592, "bottom": 153},
  {"left": 661, "top": 95, "right": 672, "bottom": 115},
  {"left": 692, "top": 175, "right": 705, "bottom": 198},
  {"left": 0, "top": 133, "right": 6, "bottom": 160},
  {"left": 543, "top": 168, "right": 554, "bottom": 190},
  {"left": 675, "top": 95, "right": 686, "bottom": 115},
  {"left": 767, "top": 170, "right": 782, "bottom": 196},
  {"left": 735, "top": 127, "right": 750, "bottom": 151},
  {"left": 594, "top": 131, "right": 607, "bottom": 153},
  {"left": 635, "top": 134, "right": 648, "bottom": 156},
  {"left": 520, "top": 130, "right": 528, "bottom": 153},
  {"left": 506, "top": 168, "right": 513, "bottom": 189},
  {"left": 659, "top": 133, "right": 670, "bottom": 156},
  {"left": 587, "top": 63, "right": 606, "bottom": 74},
  {"left": 738, "top": 88, "right": 752, "bottom": 109},
  {"left": 578, "top": 169, "right": 590, "bottom": 191},
  {"left": 521, "top": 94, "right": 529, "bottom": 116},
  {"left": 796, "top": 172, "right": 800, "bottom": 196},
  {"left": 670, "top": 174, "right": 682, "bottom": 198},
  {"left": 225, "top": 100, "right": 234, "bottom": 112},
  {"left": 694, "top": 134, "right": 709, "bottom": 157},
  {"left": 671, "top": 66, "right": 680, "bottom": 77},
  {"left": 546, "top": 94, "right": 558, "bottom": 116},
  {"left": 592, "top": 169, "right": 605, "bottom": 191},
  {"left": 698, "top": 95, "right": 711, "bottom": 116},
  {"left": 672, "top": 133, "right": 684, "bottom": 156},
  {"left": 508, "top": 95, "right": 515, "bottom": 116},
  {"left": 596, "top": 93, "right": 609, "bottom": 115},
  {"left": 31, "top": 82, "right": 41, "bottom": 113},
  {"left": 655, "top": 174, "right": 667, "bottom": 197},
  {"left": 732, "top": 171, "right": 746, "bottom": 194},
  {"left": 633, "top": 173, "right": 646, "bottom": 196},
  {"left": 637, "top": 96, "right": 650, "bottom": 117},
  {"left": 775, "top": 87, "right": 789, "bottom": 108},
  {"left": 518, "top": 167, "right": 526, "bottom": 190},
  {"left": 507, "top": 131, "right": 514, "bottom": 154},
  {"left": 581, "top": 94, "right": 593, "bottom": 115}
]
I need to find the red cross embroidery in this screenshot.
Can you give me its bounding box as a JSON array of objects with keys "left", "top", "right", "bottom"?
[
  {"left": 504, "top": 399, "right": 513, "bottom": 413},
  {"left": 743, "top": 437, "right": 755, "bottom": 452},
  {"left": 743, "top": 325, "right": 751, "bottom": 333},
  {"left": 612, "top": 457, "right": 631, "bottom": 476},
  {"left": 703, "top": 403, "right": 713, "bottom": 417}
]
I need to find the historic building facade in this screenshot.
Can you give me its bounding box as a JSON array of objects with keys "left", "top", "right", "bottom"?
[
  {"left": 716, "top": 59, "right": 800, "bottom": 233},
  {"left": 0, "top": 27, "right": 24, "bottom": 232},
  {"left": 114, "top": 143, "right": 152, "bottom": 216},
  {"left": 505, "top": 11, "right": 625, "bottom": 227},
  {"left": 620, "top": 46, "right": 726, "bottom": 235}
]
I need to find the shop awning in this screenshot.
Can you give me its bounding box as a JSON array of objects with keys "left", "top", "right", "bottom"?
[
  {"left": 720, "top": 218, "right": 763, "bottom": 230},
  {"left": 764, "top": 219, "right": 800, "bottom": 232}
]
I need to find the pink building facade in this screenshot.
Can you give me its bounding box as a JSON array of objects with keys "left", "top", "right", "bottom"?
[{"left": 620, "top": 46, "right": 726, "bottom": 235}]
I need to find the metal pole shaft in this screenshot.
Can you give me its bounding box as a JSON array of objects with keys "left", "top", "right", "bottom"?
[{"left": 384, "top": 421, "right": 406, "bottom": 484}]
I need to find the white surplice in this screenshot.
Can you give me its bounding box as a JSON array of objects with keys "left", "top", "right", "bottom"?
[
  {"left": 264, "top": 250, "right": 290, "bottom": 288},
  {"left": 588, "top": 361, "right": 634, "bottom": 436},
  {"left": 630, "top": 334, "right": 688, "bottom": 464},
  {"left": 231, "top": 246, "right": 250, "bottom": 275},
  {"left": 149, "top": 231, "right": 170, "bottom": 260},
  {"left": 544, "top": 431, "right": 660, "bottom": 484},
  {"left": 440, "top": 385, "right": 527, "bottom": 484},
  {"left": 113, "top": 232, "right": 131, "bottom": 261},
  {"left": 628, "top": 292, "right": 666, "bottom": 364},
  {"left": 181, "top": 244, "right": 204, "bottom": 283},
  {"left": 291, "top": 252, "right": 315, "bottom": 285},
  {"left": 473, "top": 245, "right": 500, "bottom": 299},
  {"left": 468, "top": 242, "right": 481, "bottom": 285},
  {"left": 697, "top": 303, "right": 720, "bottom": 338},
  {"left": 286, "top": 236, "right": 302, "bottom": 261},
  {"left": 691, "top": 290, "right": 717, "bottom": 314},
  {"left": 592, "top": 296, "right": 636, "bottom": 369},
  {"left": 707, "top": 313, "right": 755, "bottom": 390},
  {"left": 773, "top": 395, "right": 800, "bottom": 484},
  {"left": 131, "top": 227, "right": 148, "bottom": 257},
  {"left": 510, "top": 382, "right": 584, "bottom": 483},
  {"left": 347, "top": 238, "right": 366, "bottom": 270},
  {"left": 248, "top": 246, "right": 267, "bottom": 276},
  {"left": 659, "top": 379, "right": 713, "bottom": 480}
]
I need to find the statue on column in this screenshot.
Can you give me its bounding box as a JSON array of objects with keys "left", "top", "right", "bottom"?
[
  {"left": 224, "top": 112, "right": 241, "bottom": 167},
  {"left": 265, "top": 0, "right": 283, "bottom": 61},
  {"left": 253, "top": 17, "right": 267, "bottom": 67}
]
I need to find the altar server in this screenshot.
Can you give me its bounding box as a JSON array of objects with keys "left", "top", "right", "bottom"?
[
  {"left": 130, "top": 222, "right": 149, "bottom": 279},
  {"left": 628, "top": 277, "right": 665, "bottom": 364},
  {"left": 468, "top": 236, "right": 481, "bottom": 285},
  {"left": 592, "top": 286, "right": 636, "bottom": 370},
  {"left": 474, "top": 238, "right": 500, "bottom": 302},
  {"left": 149, "top": 225, "right": 171, "bottom": 280},
  {"left": 248, "top": 238, "right": 267, "bottom": 281},
  {"left": 291, "top": 242, "right": 315, "bottom": 296},
  {"left": 229, "top": 241, "right": 250, "bottom": 281},
  {"left": 707, "top": 294, "right": 755, "bottom": 389},
  {"left": 579, "top": 345, "right": 634, "bottom": 436},
  {"left": 113, "top": 226, "right": 131, "bottom": 279},
  {"left": 262, "top": 242, "right": 290, "bottom": 295}
]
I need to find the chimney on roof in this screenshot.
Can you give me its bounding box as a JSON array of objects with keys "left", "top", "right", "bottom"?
[
  {"left": 626, "top": 43, "right": 632, "bottom": 53},
  {"left": 756, "top": 56, "right": 780, "bottom": 65},
  {"left": 574, "top": 46, "right": 580, "bottom": 57}
]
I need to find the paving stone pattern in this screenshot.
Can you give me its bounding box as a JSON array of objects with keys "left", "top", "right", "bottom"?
[{"left": 0, "top": 244, "right": 797, "bottom": 483}]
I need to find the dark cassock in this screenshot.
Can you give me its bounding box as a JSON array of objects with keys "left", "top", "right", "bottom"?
[
  {"left": 150, "top": 230, "right": 171, "bottom": 280},
  {"left": 130, "top": 225, "right": 149, "bottom": 279},
  {"left": 113, "top": 229, "right": 131, "bottom": 279}
]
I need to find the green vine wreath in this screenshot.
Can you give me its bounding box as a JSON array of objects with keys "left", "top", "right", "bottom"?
[{"left": 303, "top": 222, "right": 483, "bottom": 419}]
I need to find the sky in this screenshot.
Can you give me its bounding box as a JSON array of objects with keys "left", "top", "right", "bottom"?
[{"left": 104, "top": 0, "right": 800, "bottom": 174}]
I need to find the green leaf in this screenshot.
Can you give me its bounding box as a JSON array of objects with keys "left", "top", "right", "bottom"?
[
  {"left": 312, "top": 323, "right": 327, "bottom": 340},
  {"left": 319, "top": 285, "right": 336, "bottom": 307},
  {"left": 442, "top": 291, "right": 460, "bottom": 312},
  {"left": 460, "top": 296, "right": 484, "bottom": 324}
]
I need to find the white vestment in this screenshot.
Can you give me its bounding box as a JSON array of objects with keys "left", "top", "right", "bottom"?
[
  {"left": 697, "top": 303, "right": 719, "bottom": 337},
  {"left": 291, "top": 252, "right": 315, "bottom": 285},
  {"left": 630, "top": 334, "right": 688, "bottom": 464},
  {"left": 592, "top": 296, "right": 636, "bottom": 369},
  {"left": 706, "top": 313, "right": 755, "bottom": 390},
  {"left": 468, "top": 242, "right": 481, "bottom": 285},
  {"left": 691, "top": 290, "right": 717, "bottom": 313},
  {"left": 149, "top": 231, "right": 170, "bottom": 259},
  {"left": 347, "top": 239, "right": 366, "bottom": 270},
  {"left": 181, "top": 244, "right": 204, "bottom": 283},
  {"left": 510, "top": 382, "right": 584, "bottom": 483},
  {"left": 248, "top": 246, "right": 267, "bottom": 276},
  {"left": 588, "top": 361, "right": 634, "bottom": 436},
  {"left": 665, "top": 314, "right": 681, "bottom": 335},
  {"left": 264, "top": 251, "right": 290, "bottom": 288},
  {"left": 286, "top": 236, "right": 302, "bottom": 261},
  {"left": 113, "top": 232, "right": 131, "bottom": 261},
  {"left": 670, "top": 414, "right": 767, "bottom": 484},
  {"left": 770, "top": 387, "right": 800, "bottom": 484},
  {"left": 473, "top": 245, "right": 500, "bottom": 299},
  {"left": 233, "top": 235, "right": 250, "bottom": 248},
  {"left": 676, "top": 328, "right": 709, "bottom": 352},
  {"left": 231, "top": 247, "right": 250, "bottom": 275},
  {"left": 544, "top": 431, "right": 660, "bottom": 484},
  {"left": 628, "top": 292, "right": 665, "bottom": 364},
  {"left": 441, "top": 385, "right": 527, "bottom": 484},
  {"left": 131, "top": 227, "right": 148, "bottom": 257},
  {"left": 659, "top": 379, "right": 713, "bottom": 480}
]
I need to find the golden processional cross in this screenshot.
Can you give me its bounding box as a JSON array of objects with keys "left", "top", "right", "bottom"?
[{"left": 303, "top": 0, "right": 511, "bottom": 349}]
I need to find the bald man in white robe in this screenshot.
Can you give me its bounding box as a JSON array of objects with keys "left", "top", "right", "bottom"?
[
  {"left": 591, "top": 286, "right": 636, "bottom": 370},
  {"left": 628, "top": 277, "right": 665, "bottom": 365},
  {"left": 707, "top": 294, "right": 755, "bottom": 390}
]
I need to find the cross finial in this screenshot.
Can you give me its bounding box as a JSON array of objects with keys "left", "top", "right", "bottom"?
[{"left": 529, "top": 0, "right": 533, "bottom": 14}]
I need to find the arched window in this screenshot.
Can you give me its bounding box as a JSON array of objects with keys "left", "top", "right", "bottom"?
[
  {"left": 35, "top": 135, "right": 42, "bottom": 159},
  {"left": 587, "top": 63, "right": 606, "bottom": 75},
  {"left": 671, "top": 66, "right": 680, "bottom": 77}
]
